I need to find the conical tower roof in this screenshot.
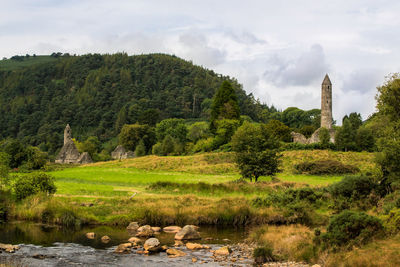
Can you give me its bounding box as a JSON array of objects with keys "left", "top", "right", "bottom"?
[{"left": 322, "top": 74, "right": 332, "bottom": 85}]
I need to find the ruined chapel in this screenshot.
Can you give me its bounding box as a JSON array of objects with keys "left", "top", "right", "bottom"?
[{"left": 291, "top": 74, "right": 335, "bottom": 144}]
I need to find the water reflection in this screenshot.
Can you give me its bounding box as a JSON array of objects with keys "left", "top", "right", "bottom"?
[{"left": 0, "top": 221, "right": 247, "bottom": 249}]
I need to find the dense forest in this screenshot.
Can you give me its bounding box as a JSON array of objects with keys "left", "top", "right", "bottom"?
[{"left": 0, "top": 53, "right": 320, "bottom": 155}]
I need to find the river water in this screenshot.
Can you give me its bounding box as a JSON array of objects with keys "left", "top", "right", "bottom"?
[{"left": 0, "top": 222, "right": 253, "bottom": 266}]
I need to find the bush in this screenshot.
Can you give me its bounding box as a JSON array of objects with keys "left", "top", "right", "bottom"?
[
  {"left": 294, "top": 160, "right": 359, "bottom": 175},
  {"left": 322, "top": 210, "right": 383, "bottom": 248},
  {"left": 329, "top": 175, "right": 377, "bottom": 200},
  {"left": 0, "top": 189, "right": 9, "bottom": 223},
  {"left": 14, "top": 173, "right": 56, "bottom": 200},
  {"left": 253, "top": 246, "right": 276, "bottom": 264},
  {"left": 381, "top": 208, "right": 400, "bottom": 235}
]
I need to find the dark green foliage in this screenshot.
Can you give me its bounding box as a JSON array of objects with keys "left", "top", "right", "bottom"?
[
  {"left": 14, "top": 173, "right": 56, "bottom": 200},
  {"left": 0, "top": 53, "right": 261, "bottom": 152},
  {"left": 210, "top": 81, "right": 240, "bottom": 132},
  {"left": 187, "top": 121, "right": 210, "bottom": 143},
  {"left": 279, "top": 107, "right": 321, "bottom": 129},
  {"left": 119, "top": 124, "right": 155, "bottom": 152},
  {"left": 0, "top": 140, "right": 47, "bottom": 170},
  {"left": 294, "top": 160, "right": 359, "bottom": 175},
  {"left": 134, "top": 139, "right": 146, "bottom": 157},
  {"left": 161, "top": 135, "right": 175, "bottom": 155},
  {"left": 263, "top": 119, "right": 292, "bottom": 142},
  {"left": 322, "top": 210, "right": 383, "bottom": 248},
  {"left": 0, "top": 189, "right": 10, "bottom": 223},
  {"left": 235, "top": 151, "right": 280, "bottom": 182},
  {"left": 318, "top": 127, "right": 331, "bottom": 148},
  {"left": 3, "top": 140, "right": 26, "bottom": 168},
  {"left": 300, "top": 125, "right": 317, "bottom": 138},
  {"left": 253, "top": 246, "right": 276, "bottom": 263},
  {"left": 375, "top": 74, "right": 400, "bottom": 192},
  {"left": 342, "top": 112, "right": 362, "bottom": 131},
  {"left": 329, "top": 175, "right": 378, "bottom": 201},
  {"left": 155, "top": 118, "right": 188, "bottom": 143},
  {"left": 335, "top": 119, "right": 357, "bottom": 151},
  {"left": 212, "top": 119, "right": 240, "bottom": 149},
  {"left": 232, "top": 122, "right": 281, "bottom": 181},
  {"left": 355, "top": 127, "right": 375, "bottom": 152}
]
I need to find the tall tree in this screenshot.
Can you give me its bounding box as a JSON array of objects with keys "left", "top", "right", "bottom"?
[
  {"left": 210, "top": 81, "right": 240, "bottom": 132},
  {"left": 375, "top": 74, "right": 400, "bottom": 192}
]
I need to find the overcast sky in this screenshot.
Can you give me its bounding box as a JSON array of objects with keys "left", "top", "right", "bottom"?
[{"left": 1, "top": 0, "right": 399, "bottom": 123}]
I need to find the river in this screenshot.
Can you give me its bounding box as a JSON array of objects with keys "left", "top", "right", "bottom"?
[{"left": 0, "top": 222, "right": 253, "bottom": 266}]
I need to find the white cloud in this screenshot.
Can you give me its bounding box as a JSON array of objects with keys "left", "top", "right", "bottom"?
[{"left": 1, "top": 0, "right": 399, "bottom": 122}]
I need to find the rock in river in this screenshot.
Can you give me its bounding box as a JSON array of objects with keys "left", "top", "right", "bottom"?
[
  {"left": 136, "top": 225, "right": 155, "bottom": 237},
  {"left": 214, "top": 246, "right": 232, "bottom": 256},
  {"left": 186, "top": 243, "right": 204, "bottom": 250},
  {"left": 163, "top": 226, "right": 182, "bottom": 233},
  {"left": 101, "top": 235, "right": 111, "bottom": 243},
  {"left": 85, "top": 232, "right": 96, "bottom": 239},
  {"left": 126, "top": 222, "right": 140, "bottom": 231},
  {"left": 128, "top": 237, "right": 142, "bottom": 245},
  {"left": 166, "top": 248, "right": 186, "bottom": 258},
  {"left": 115, "top": 243, "right": 133, "bottom": 253},
  {"left": 0, "top": 243, "right": 20, "bottom": 253},
  {"left": 144, "top": 238, "right": 161, "bottom": 253},
  {"left": 174, "top": 225, "right": 201, "bottom": 240}
]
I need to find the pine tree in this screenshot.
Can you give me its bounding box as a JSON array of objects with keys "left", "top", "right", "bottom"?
[{"left": 210, "top": 81, "right": 240, "bottom": 132}]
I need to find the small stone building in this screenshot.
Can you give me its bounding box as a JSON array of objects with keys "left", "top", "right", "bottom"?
[
  {"left": 111, "top": 145, "right": 135, "bottom": 160},
  {"left": 55, "top": 124, "right": 93, "bottom": 164}
]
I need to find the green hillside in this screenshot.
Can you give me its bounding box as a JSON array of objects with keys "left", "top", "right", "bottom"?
[
  {"left": 0, "top": 53, "right": 268, "bottom": 154},
  {"left": 0, "top": 55, "right": 58, "bottom": 71}
]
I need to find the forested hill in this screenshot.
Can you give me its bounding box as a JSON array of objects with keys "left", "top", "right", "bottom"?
[{"left": 0, "top": 53, "right": 265, "bottom": 153}]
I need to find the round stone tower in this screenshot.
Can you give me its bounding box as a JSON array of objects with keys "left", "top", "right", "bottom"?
[
  {"left": 64, "top": 124, "right": 72, "bottom": 145},
  {"left": 321, "top": 74, "right": 332, "bottom": 129}
]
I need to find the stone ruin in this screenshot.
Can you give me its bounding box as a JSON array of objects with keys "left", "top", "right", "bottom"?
[
  {"left": 111, "top": 145, "right": 135, "bottom": 160},
  {"left": 291, "top": 74, "right": 336, "bottom": 144},
  {"left": 55, "top": 124, "right": 93, "bottom": 164}
]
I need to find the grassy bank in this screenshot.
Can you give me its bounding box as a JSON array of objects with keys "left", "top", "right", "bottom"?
[{"left": 8, "top": 150, "right": 376, "bottom": 226}]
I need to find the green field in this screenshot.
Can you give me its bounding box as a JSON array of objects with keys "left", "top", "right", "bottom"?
[
  {"left": 0, "top": 55, "right": 58, "bottom": 70},
  {"left": 10, "top": 150, "right": 377, "bottom": 226},
  {"left": 48, "top": 150, "right": 374, "bottom": 198}
]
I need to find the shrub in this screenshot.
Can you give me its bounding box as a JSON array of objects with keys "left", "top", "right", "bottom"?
[
  {"left": 322, "top": 210, "right": 383, "bottom": 248},
  {"left": 329, "top": 175, "right": 377, "bottom": 200},
  {"left": 134, "top": 139, "right": 146, "bottom": 157},
  {"left": 294, "top": 160, "right": 359, "bottom": 175},
  {"left": 381, "top": 208, "right": 400, "bottom": 235},
  {"left": 14, "top": 173, "right": 56, "bottom": 200},
  {"left": 0, "top": 189, "right": 9, "bottom": 223},
  {"left": 253, "top": 246, "right": 276, "bottom": 264},
  {"left": 152, "top": 143, "right": 162, "bottom": 155}
]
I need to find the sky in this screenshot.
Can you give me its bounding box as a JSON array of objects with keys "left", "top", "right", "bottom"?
[{"left": 1, "top": 0, "right": 399, "bottom": 123}]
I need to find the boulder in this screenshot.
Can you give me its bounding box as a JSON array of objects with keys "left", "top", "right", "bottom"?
[
  {"left": 163, "top": 226, "right": 182, "bottom": 233},
  {"left": 166, "top": 248, "right": 186, "bottom": 258},
  {"left": 0, "top": 243, "right": 20, "bottom": 253},
  {"left": 143, "top": 238, "right": 161, "bottom": 253},
  {"left": 186, "top": 243, "right": 204, "bottom": 250},
  {"left": 174, "top": 240, "right": 184, "bottom": 247},
  {"left": 136, "top": 225, "right": 154, "bottom": 237},
  {"left": 214, "top": 246, "right": 232, "bottom": 256},
  {"left": 128, "top": 237, "right": 142, "bottom": 245},
  {"left": 86, "top": 232, "right": 96, "bottom": 239},
  {"left": 114, "top": 243, "right": 132, "bottom": 253},
  {"left": 174, "top": 225, "right": 201, "bottom": 240},
  {"left": 161, "top": 245, "right": 168, "bottom": 252},
  {"left": 126, "top": 222, "right": 140, "bottom": 231},
  {"left": 192, "top": 257, "right": 198, "bottom": 263},
  {"left": 101, "top": 236, "right": 111, "bottom": 243},
  {"left": 151, "top": 226, "right": 161, "bottom": 232}
]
